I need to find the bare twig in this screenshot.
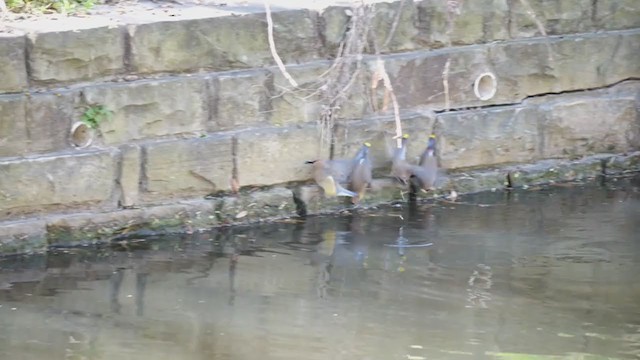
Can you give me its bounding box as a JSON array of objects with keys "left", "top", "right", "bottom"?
[
  {"left": 264, "top": 0, "right": 298, "bottom": 88},
  {"left": 441, "top": 0, "right": 462, "bottom": 113},
  {"left": 381, "top": 0, "right": 406, "bottom": 50},
  {"left": 442, "top": 58, "right": 451, "bottom": 111},
  {"left": 517, "top": 0, "right": 554, "bottom": 62}
]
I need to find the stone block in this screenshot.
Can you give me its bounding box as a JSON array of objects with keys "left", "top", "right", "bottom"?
[
  {"left": 27, "top": 91, "right": 77, "bottom": 155},
  {"left": 142, "top": 136, "right": 233, "bottom": 201},
  {"left": 0, "top": 91, "right": 76, "bottom": 157},
  {"left": 380, "top": 47, "right": 491, "bottom": 111},
  {"left": 416, "top": 0, "right": 509, "bottom": 48},
  {"left": 0, "top": 33, "right": 28, "bottom": 93},
  {"left": 538, "top": 88, "right": 640, "bottom": 158},
  {"left": 593, "top": 0, "right": 640, "bottom": 31},
  {"left": 488, "top": 31, "right": 640, "bottom": 103},
  {"left": 268, "top": 62, "right": 332, "bottom": 125},
  {"left": 210, "top": 70, "right": 271, "bottom": 130},
  {"left": 0, "top": 219, "right": 47, "bottom": 254},
  {"left": 435, "top": 106, "right": 540, "bottom": 169},
  {"left": 321, "top": 6, "right": 350, "bottom": 54},
  {"left": 25, "top": 25, "right": 125, "bottom": 83},
  {"left": 509, "top": 0, "right": 593, "bottom": 38},
  {"left": 119, "top": 144, "right": 141, "bottom": 208},
  {"left": 0, "top": 151, "right": 118, "bottom": 217},
  {"left": 370, "top": 0, "right": 421, "bottom": 53},
  {"left": 235, "top": 125, "right": 323, "bottom": 187},
  {"left": 0, "top": 94, "right": 28, "bottom": 157},
  {"left": 82, "top": 77, "right": 207, "bottom": 144},
  {"left": 333, "top": 111, "right": 436, "bottom": 170},
  {"left": 130, "top": 10, "right": 321, "bottom": 74}
]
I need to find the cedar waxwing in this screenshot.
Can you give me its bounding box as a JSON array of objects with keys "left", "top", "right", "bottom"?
[
  {"left": 414, "top": 134, "right": 438, "bottom": 191},
  {"left": 349, "top": 142, "right": 373, "bottom": 203},
  {"left": 306, "top": 160, "right": 358, "bottom": 198},
  {"left": 391, "top": 134, "right": 413, "bottom": 184}
]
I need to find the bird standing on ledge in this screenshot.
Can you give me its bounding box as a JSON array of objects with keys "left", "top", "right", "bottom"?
[
  {"left": 305, "top": 159, "right": 358, "bottom": 198},
  {"left": 391, "top": 134, "right": 413, "bottom": 184},
  {"left": 349, "top": 142, "right": 373, "bottom": 203},
  {"left": 412, "top": 134, "right": 439, "bottom": 191}
]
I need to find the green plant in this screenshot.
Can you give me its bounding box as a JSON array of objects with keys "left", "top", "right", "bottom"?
[
  {"left": 81, "top": 105, "right": 112, "bottom": 130},
  {"left": 6, "top": 0, "right": 96, "bottom": 14}
]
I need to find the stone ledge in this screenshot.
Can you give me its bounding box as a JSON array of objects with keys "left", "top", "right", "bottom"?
[
  {"left": 1, "top": 0, "right": 638, "bottom": 87},
  {"left": 141, "top": 135, "right": 234, "bottom": 203},
  {"left": 0, "top": 33, "right": 28, "bottom": 93},
  {"left": 0, "top": 30, "right": 636, "bottom": 151},
  {"left": 235, "top": 124, "right": 323, "bottom": 187},
  {"left": 0, "top": 150, "right": 119, "bottom": 218},
  {"left": 82, "top": 76, "right": 208, "bottom": 145},
  {"left": 2, "top": 151, "right": 638, "bottom": 255},
  {"left": 380, "top": 29, "right": 640, "bottom": 113},
  {"left": 435, "top": 80, "right": 640, "bottom": 169}
]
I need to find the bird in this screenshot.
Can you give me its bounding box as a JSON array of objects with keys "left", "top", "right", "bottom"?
[
  {"left": 390, "top": 134, "right": 413, "bottom": 184},
  {"left": 413, "top": 134, "right": 439, "bottom": 191},
  {"left": 305, "top": 159, "right": 358, "bottom": 198},
  {"left": 349, "top": 142, "right": 373, "bottom": 203}
]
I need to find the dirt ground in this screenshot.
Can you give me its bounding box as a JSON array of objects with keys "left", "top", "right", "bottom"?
[{"left": 0, "top": 0, "right": 376, "bottom": 33}]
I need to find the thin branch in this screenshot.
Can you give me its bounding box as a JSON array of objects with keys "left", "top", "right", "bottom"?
[
  {"left": 373, "top": 58, "right": 402, "bottom": 148},
  {"left": 442, "top": 58, "right": 451, "bottom": 112},
  {"left": 517, "top": 0, "right": 554, "bottom": 62},
  {"left": 382, "top": 0, "right": 406, "bottom": 50},
  {"left": 264, "top": 0, "right": 298, "bottom": 88}
]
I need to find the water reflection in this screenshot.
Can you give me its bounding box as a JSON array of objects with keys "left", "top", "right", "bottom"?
[{"left": 0, "top": 177, "right": 639, "bottom": 359}]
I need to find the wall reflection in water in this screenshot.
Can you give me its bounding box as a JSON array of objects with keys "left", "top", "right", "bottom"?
[{"left": 0, "top": 177, "right": 639, "bottom": 360}]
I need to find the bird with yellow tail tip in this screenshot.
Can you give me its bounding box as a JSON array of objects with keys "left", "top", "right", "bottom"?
[
  {"left": 305, "top": 159, "right": 358, "bottom": 198},
  {"left": 390, "top": 134, "right": 413, "bottom": 184},
  {"left": 412, "top": 134, "right": 439, "bottom": 191},
  {"left": 349, "top": 142, "right": 373, "bottom": 204}
]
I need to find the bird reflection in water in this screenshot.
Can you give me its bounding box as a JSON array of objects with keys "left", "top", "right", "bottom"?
[{"left": 109, "top": 265, "right": 148, "bottom": 316}]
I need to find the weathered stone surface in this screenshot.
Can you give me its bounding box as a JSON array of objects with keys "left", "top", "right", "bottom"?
[
  {"left": 27, "top": 91, "right": 77, "bottom": 154},
  {"left": 509, "top": 0, "right": 593, "bottom": 38},
  {"left": 235, "top": 125, "right": 323, "bottom": 187},
  {"left": 0, "top": 91, "right": 76, "bottom": 157},
  {"left": 416, "top": 0, "right": 509, "bottom": 47},
  {"left": 488, "top": 30, "right": 640, "bottom": 103},
  {"left": 0, "top": 151, "right": 118, "bottom": 217},
  {"left": 538, "top": 87, "right": 640, "bottom": 158},
  {"left": 323, "top": 0, "right": 509, "bottom": 53},
  {"left": 210, "top": 70, "right": 271, "bottom": 130},
  {"left": 268, "top": 62, "right": 332, "bottom": 125},
  {"left": 593, "top": 0, "right": 640, "bottom": 30},
  {"left": 333, "top": 111, "right": 436, "bottom": 170},
  {"left": 0, "top": 33, "right": 28, "bottom": 93},
  {"left": 0, "top": 219, "right": 47, "bottom": 254},
  {"left": 378, "top": 30, "right": 640, "bottom": 112},
  {"left": 25, "top": 26, "right": 125, "bottom": 83},
  {"left": 83, "top": 77, "right": 207, "bottom": 144},
  {"left": 0, "top": 94, "right": 28, "bottom": 157},
  {"left": 370, "top": 1, "right": 421, "bottom": 53},
  {"left": 142, "top": 136, "right": 233, "bottom": 202},
  {"left": 435, "top": 106, "right": 540, "bottom": 169},
  {"left": 321, "top": 6, "right": 350, "bottom": 54},
  {"left": 119, "top": 144, "right": 141, "bottom": 208},
  {"left": 215, "top": 188, "right": 296, "bottom": 224},
  {"left": 130, "top": 10, "right": 321, "bottom": 74},
  {"left": 380, "top": 46, "right": 490, "bottom": 111}
]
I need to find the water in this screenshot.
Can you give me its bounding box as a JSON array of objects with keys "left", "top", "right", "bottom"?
[{"left": 1, "top": 177, "right": 640, "bottom": 360}]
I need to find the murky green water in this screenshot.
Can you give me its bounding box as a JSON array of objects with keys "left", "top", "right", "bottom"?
[{"left": 1, "top": 177, "right": 640, "bottom": 360}]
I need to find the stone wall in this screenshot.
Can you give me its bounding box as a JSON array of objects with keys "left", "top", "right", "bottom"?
[{"left": 0, "top": 0, "right": 639, "bottom": 252}]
